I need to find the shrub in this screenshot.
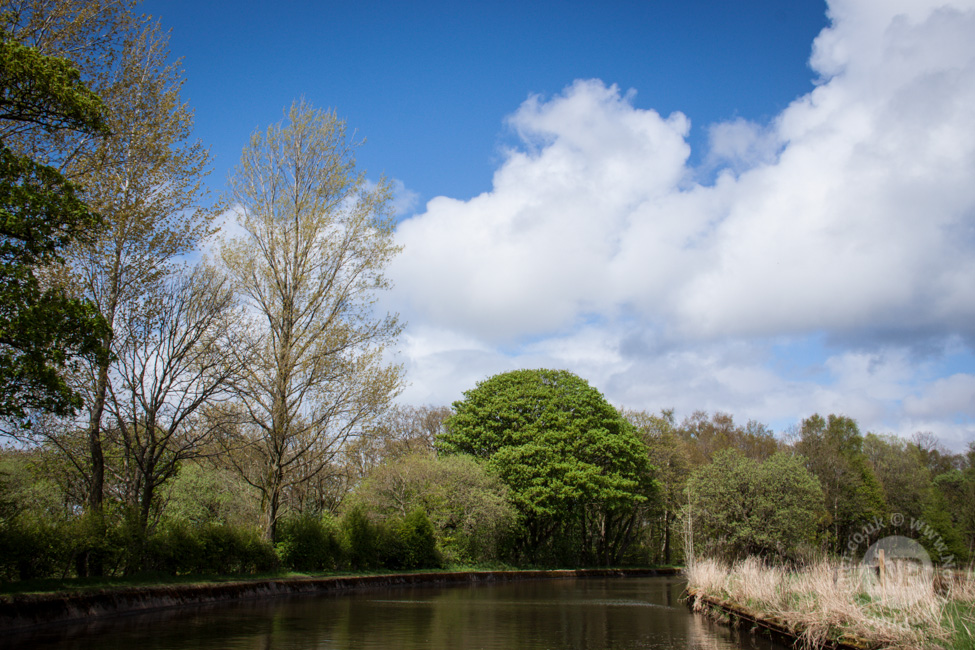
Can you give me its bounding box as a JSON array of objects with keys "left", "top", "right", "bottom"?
[
  {"left": 384, "top": 508, "right": 440, "bottom": 570},
  {"left": 276, "top": 514, "right": 342, "bottom": 572},
  {"left": 0, "top": 516, "right": 70, "bottom": 580},
  {"left": 341, "top": 505, "right": 380, "bottom": 570},
  {"left": 146, "top": 522, "right": 276, "bottom": 576}
]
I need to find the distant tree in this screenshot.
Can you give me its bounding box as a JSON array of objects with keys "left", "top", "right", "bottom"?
[
  {"left": 219, "top": 101, "right": 403, "bottom": 542},
  {"left": 677, "top": 411, "right": 779, "bottom": 465},
  {"left": 796, "top": 414, "right": 887, "bottom": 553},
  {"left": 627, "top": 409, "right": 691, "bottom": 565},
  {"left": 348, "top": 453, "right": 516, "bottom": 564},
  {"left": 865, "top": 432, "right": 970, "bottom": 564},
  {"left": 933, "top": 444, "right": 975, "bottom": 561},
  {"left": 686, "top": 448, "right": 824, "bottom": 563},
  {"left": 438, "top": 369, "right": 657, "bottom": 566},
  {"left": 0, "top": 30, "right": 108, "bottom": 426}
]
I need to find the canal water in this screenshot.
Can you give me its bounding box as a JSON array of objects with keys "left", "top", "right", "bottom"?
[{"left": 6, "top": 576, "right": 788, "bottom": 649}]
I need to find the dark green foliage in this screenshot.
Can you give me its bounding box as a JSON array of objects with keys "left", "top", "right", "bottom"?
[
  {"left": 382, "top": 508, "right": 440, "bottom": 570},
  {"left": 439, "top": 369, "right": 657, "bottom": 566},
  {"left": 146, "top": 522, "right": 277, "bottom": 576},
  {"left": 686, "top": 449, "right": 825, "bottom": 563},
  {"left": 340, "top": 504, "right": 381, "bottom": 570},
  {"left": 0, "top": 515, "right": 69, "bottom": 580},
  {"left": 276, "top": 514, "right": 342, "bottom": 572},
  {"left": 0, "top": 31, "right": 109, "bottom": 424},
  {"left": 797, "top": 415, "right": 888, "bottom": 553}
]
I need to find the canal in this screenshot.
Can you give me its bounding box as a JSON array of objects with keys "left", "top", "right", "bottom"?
[{"left": 4, "top": 576, "right": 788, "bottom": 649}]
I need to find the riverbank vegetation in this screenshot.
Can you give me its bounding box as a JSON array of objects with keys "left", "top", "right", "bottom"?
[{"left": 686, "top": 557, "right": 975, "bottom": 650}]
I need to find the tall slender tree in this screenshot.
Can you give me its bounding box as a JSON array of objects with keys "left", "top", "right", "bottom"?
[
  {"left": 69, "top": 18, "right": 213, "bottom": 516},
  {"left": 5, "top": 2, "right": 214, "bottom": 547},
  {"left": 220, "top": 101, "right": 403, "bottom": 542}
]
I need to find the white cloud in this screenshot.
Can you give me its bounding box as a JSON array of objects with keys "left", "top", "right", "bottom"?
[{"left": 387, "top": 0, "right": 975, "bottom": 450}]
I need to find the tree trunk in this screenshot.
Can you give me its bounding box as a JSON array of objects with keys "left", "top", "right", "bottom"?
[
  {"left": 84, "top": 351, "right": 111, "bottom": 577},
  {"left": 663, "top": 508, "right": 671, "bottom": 565}
]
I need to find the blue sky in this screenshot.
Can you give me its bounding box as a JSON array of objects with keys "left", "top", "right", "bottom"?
[
  {"left": 143, "top": 0, "right": 828, "bottom": 200},
  {"left": 142, "top": 0, "right": 975, "bottom": 450}
]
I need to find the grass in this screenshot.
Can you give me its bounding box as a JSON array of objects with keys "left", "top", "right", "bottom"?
[
  {"left": 685, "top": 557, "right": 975, "bottom": 650},
  {"left": 1, "top": 561, "right": 659, "bottom": 599},
  {"left": 0, "top": 566, "right": 487, "bottom": 598}
]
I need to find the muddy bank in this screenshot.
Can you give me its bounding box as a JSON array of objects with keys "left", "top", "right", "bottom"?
[
  {"left": 685, "top": 587, "right": 873, "bottom": 650},
  {"left": 0, "top": 567, "right": 679, "bottom": 632}
]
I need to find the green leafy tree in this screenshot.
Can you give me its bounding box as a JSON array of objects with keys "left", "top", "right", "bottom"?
[
  {"left": 933, "top": 444, "right": 975, "bottom": 561},
  {"left": 438, "top": 369, "right": 657, "bottom": 566},
  {"left": 686, "top": 448, "right": 824, "bottom": 563},
  {"left": 348, "top": 453, "right": 515, "bottom": 564},
  {"left": 865, "top": 432, "right": 970, "bottom": 564},
  {"left": 796, "top": 414, "right": 887, "bottom": 553},
  {"left": 0, "top": 29, "right": 108, "bottom": 425}
]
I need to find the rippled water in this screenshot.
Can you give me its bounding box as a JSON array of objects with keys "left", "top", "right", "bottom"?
[{"left": 6, "top": 576, "right": 788, "bottom": 649}]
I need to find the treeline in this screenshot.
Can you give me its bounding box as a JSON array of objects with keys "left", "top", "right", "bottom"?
[
  {"left": 632, "top": 410, "right": 974, "bottom": 567},
  {"left": 0, "top": 402, "right": 504, "bottom": 580},
  {"left": 3, "top": 368, "right": 973, "bottom": 581}
]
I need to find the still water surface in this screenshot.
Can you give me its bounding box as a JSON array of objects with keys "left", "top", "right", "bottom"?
[{"left": 7, "top": 576, "right": 788, "bottom": 650}]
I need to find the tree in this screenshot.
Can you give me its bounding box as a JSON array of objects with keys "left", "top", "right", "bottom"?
[
  {"left": 677, "top": 410, "right": 779, "bottom": 465},
  {"left": 348, "top": 453, "right": 516, "bottom": 564},
  {"left": 796, "top": 414, "right": 887, "bottom": 553},
  {"left": 865, "top": 432, "right": 969, "bottom": 564},
  {"left": 0, "top": 0, "right": 138, "bottom": 171},
  {"left": 0, "top": 28, "right": 108, "bottom": 425},
  {"left": 627, "top": 409, "right": 691, "bottom": 565},
  {"left": 104, "top": 265, "right": 244, "bottom": 535},
  {"left": 438, "top": 369, "right": 657, "bottom": 566},
  {"left": 685, "top": 448, "right": 824, "bottom": 563},
  {"left": 68, "top": 18, "right": 213, "bottom": 520},
  {"left": 219, "top": 101, "right": 403, "bottom": 542}
]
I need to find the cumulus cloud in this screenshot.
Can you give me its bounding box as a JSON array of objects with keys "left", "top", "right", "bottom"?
[{"left": 388, "top": 0, "right": 975, "bottom": 449}]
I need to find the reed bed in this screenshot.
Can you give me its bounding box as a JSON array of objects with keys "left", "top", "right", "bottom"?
[{"left": 685, "top": 557, "right": 975, "bottom": 650}]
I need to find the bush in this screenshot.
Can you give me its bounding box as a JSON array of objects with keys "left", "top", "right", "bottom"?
[
  {"left": 146, "top": 522, "right": 277, "bottom": 576},
  {"left": 0, "top": 516, "right": 70, "bottom": 581},
  {"left": 341, "top": 505, "right": 380, "bottom": 570},
  {"left": 383, "top": 508, "right": 440, "bottom": 570},
  {"left": 276, "top": 514, "right": 342, "bottom": 572}
]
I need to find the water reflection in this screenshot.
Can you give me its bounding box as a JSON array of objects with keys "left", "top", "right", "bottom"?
[{"left": 5, "top": 577, "right": 788, "bottom": 650}]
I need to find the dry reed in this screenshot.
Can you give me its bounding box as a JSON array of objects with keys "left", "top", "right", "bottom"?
[{"left": 685, "top": 557, "right": 967, "bottom": 650}]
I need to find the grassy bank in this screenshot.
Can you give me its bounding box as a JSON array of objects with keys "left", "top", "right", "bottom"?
[
  {"left": 685, "top": 558, "right": 975, "bottom": 650},
  {"left": 0, "top": 565, "right": 678, "bottom": 598}
]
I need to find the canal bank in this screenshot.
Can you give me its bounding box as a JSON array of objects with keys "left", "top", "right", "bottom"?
[
  {"left": 0, "top": 567, "right": 680, "bottom": 632},
  {"left": 684, "top": 558, "right": 975, "bottom": 650},
  {"left": 684, "top": 586, "right": 873, "bottom": 650}
]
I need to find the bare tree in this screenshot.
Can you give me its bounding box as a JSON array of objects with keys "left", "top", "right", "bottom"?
[
  {"left": 104, "top": 265, "right": 244, "bottom": 533},
  {"left": 220, "top": 101, "right": 403, "bottom": 541}
]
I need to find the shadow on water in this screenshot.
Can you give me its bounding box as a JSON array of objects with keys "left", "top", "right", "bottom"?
[{"left": 3, "top": 577, "right": 789, "bottom": 650}]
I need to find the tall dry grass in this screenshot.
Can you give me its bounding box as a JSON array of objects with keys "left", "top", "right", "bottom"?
[{"left": 685, "top": 557, "right": 967, "bottom": 649}]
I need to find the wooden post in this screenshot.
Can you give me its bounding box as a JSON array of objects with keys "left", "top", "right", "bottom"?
[{"left": 879, "top": 548, "right": 886, "bottom": 604}]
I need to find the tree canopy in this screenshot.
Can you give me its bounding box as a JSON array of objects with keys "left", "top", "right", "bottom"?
[
  {"left": 0, "top": 29, "right": 108, "bottom": 424},
  {"left": 438, "top": 368, "right": 657, "bottom": 565},
  {"left": 686, "top": 448, "right": 825, "bottom": 563}
]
